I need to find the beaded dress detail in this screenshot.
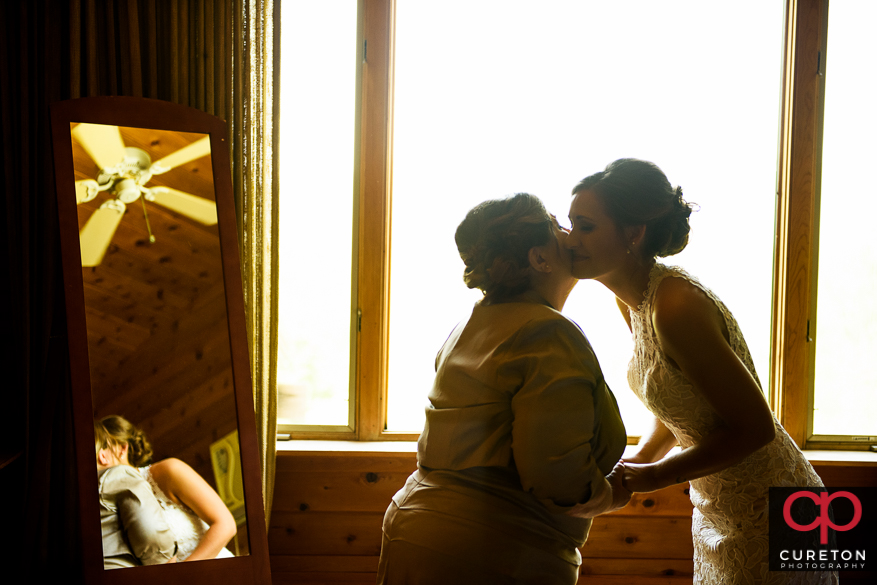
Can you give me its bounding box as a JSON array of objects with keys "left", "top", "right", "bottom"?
[{"left": 627, "top": 264, "right": 837, "bottom": 585}]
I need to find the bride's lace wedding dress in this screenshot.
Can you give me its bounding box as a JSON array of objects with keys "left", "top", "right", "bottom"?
[{"left": 627, "top": 263, "right": 837, "bottom": 585}]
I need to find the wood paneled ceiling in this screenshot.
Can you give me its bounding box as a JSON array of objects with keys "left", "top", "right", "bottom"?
[{"left": 70, "top": 123, "right": 238, "bottom": 478}]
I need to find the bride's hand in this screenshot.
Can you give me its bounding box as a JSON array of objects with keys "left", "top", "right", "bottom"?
[
  {"left": 621, "top": 461, "right": 661, "bottom": 493},
  {"left": 564, "top": 462, "right": 631, "bottom": 518}
]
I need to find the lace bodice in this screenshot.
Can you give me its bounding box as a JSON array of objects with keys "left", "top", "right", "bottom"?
[{"left": 626, "top": 264, "right": 835, "bottom": 585}]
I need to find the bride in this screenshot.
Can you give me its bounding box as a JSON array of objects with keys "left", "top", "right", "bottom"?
[
  {"left": 95, "top": 415, "right": 236, "bottom": 562},
  {"left": 563, "top": 158, "right": 836, "bottom": 584}
]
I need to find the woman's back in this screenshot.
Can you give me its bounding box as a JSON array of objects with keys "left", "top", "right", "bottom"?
[
  {"left": 379, "top": 302, "right": 626, "bottom": 584},
  {"left": 421, "top": 301, "right": 625, "bottom": 502}
]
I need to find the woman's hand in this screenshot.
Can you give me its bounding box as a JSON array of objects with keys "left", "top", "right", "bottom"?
[
  {"left": 565, "top": 462, "right": 632, "bottom": 518},
  {"left": 621, "top": 462, "right": 664, "bottom": 493},
  {"left": 606, "top": 462, "right": 633, "bottom": 511}
]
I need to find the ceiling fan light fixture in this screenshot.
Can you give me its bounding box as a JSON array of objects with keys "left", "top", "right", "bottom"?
[
  {"left": 75, "top": 179, "right": 100, "bottom": 204},
  {"left": 72, "top": 125, "right": 219, "bottom": 266},
  {"left": 114, "top": 178, "right": 144, "bottom": 204},
  {"left": 97, "top": 146, "right": 154, "bottom": 187}
]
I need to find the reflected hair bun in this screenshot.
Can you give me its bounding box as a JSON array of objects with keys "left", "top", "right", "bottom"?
[{"left": 95, "top": 415, "right": 154, "bottom": 467}]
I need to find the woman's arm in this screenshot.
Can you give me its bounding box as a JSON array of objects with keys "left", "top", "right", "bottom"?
[
  {"left": 614, "top": 296, "right": 679, "bottom": 466},
  {"left": 624, "top": 417, "right": 677, "bottom": 464},
  {"left": 510, "top": 319, "right": 630, "bottom": 516},
  {"left": 622, "top": 278, "right": 776, "bottom": 493},
  {"left": 151, "top": 458, "right": 237, "bottom": 561}
]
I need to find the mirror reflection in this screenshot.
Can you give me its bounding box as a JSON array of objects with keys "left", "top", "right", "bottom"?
[{"left": 70, "top": 123, "right": 249, "bottom": 568}]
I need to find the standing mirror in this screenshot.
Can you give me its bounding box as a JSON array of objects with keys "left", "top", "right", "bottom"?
[{"left": 51, "top": 97, "right": 271, "bottom": 585}]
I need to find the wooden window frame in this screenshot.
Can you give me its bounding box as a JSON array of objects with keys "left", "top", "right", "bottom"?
[
  {"left": 289, "top": 0, "right": 866, "bottom": 447},
  {"left": 284, "top": 0, "right": 406, "bottom": 441},
  {"left": 355, "top": 0, "right": 411, "bottom": 441},
  {"left": 772, "top": 0, "right": 872, "bottom": 450}
]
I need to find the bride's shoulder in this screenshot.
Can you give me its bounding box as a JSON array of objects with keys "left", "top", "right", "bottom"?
[
  {"left": 649, "top": 271, "right": 730, "bottom": 360},
  {"left": 652, "top": 273, "right": 721, "bottom": 329},
  {"left": 148, "top": 458, "right": 200, "bottom": 505},
  {"left": 148, "top": 457, "right": 195, "bottom": 485}
]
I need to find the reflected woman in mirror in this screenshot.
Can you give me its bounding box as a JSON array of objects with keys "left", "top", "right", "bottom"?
[
  {"left": 95, "top": 422, "right": 178, "bottom": 569},
  {"left": 95, "top": 415, "right": 237, "bottom": 562},
  {"left": 564, "top": 158, "right": 835, "bottom": 584},
  {"left": 377, "top": 193, "right": 630, "bottom": 585}
]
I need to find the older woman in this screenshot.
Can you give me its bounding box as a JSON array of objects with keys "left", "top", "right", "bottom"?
[
  {"left": 377, "top": 193, "right": 630, "bottom": 585},
  {"left": 564, "top": 158, "right": 836, "bottom": 584}
]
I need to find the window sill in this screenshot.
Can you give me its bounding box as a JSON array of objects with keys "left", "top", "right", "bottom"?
[
  {"left": 276, "top": 440, "right": 418, "bottom": 454},
  {"left": 276, "top": 442, "right": 663, "bottom": 459},
  {"left": 276, "top": 440, "right": 877, "bottom": 467},
  {"left": 802, "top": 450, "right": 877, "bottom": 467}
]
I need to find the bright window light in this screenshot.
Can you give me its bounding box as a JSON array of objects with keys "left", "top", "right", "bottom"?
[
  {"left": 812, "top": 0, "right": 877, "bottom": 437},
  {"left": 387, "top": 0, "right": 784, "bottom": 434},
  {"left": 276, "top": 0, "right": 358, "bottom": 426}
]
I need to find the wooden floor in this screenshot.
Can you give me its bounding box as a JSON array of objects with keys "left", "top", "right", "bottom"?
[{"left": 268, "top": 448, "right": 876, "bottom": 584}]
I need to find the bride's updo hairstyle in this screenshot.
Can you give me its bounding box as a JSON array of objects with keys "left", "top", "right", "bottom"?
[
  {"left": 573, "top": 158, "right": 694, "bottom": 258},
  {"left": 455, "top": 193, "right": 554, "bottom": 305},
  {"left": 94, "top": 415, "right": 154, "bottom": 467}
]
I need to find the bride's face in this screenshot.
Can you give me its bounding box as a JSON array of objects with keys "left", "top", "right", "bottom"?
[{"left": 565, "top": 189, "right": 631, "bottom": 280}]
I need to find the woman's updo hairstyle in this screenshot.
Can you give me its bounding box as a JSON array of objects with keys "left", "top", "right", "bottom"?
[
  {"left": 94, "top": 415, "right": 154, "bottom": 467},
  {"left": 455, "top": 193, "right": 554, "bottom": 304},
  {"left": 573, "top": 158, "right": 694, "bottom": 258}
]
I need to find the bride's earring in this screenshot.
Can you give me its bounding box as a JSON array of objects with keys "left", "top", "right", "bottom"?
[{"left": 627, "top": 240, "right": 636, "bottom": 255}]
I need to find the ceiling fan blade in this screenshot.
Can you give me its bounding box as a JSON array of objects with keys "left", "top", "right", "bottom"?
[
  {"left": 79, "top": 200, "right": 126, "bottom": 267},
  {"left": 149, "top": 187, "right": 218, "bottom": 225},
  {"left": 71, "top": 123, "right": 127, "bottom": 171},
  {"left": 150, "top": 136, "right": 211, "bottom": 174}
]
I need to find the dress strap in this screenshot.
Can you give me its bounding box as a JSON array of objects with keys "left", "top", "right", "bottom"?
[{"left": 635, "top": 263, "right": 671, "bottom": 317}]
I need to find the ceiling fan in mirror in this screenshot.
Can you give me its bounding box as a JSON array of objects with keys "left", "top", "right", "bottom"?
[{"left": 72, "top": 123, "right": 218, "bottom": 266}]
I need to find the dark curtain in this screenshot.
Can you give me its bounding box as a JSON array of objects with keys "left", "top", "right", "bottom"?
[
  {"left": 0, "top": 1, "right": 276, "bottom": 581},
  {"left": 2, "top": 2, "right": 81, "bottom": 581}
]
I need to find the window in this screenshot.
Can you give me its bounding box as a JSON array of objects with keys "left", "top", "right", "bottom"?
[
  {"left": 278, "top": 0, "right": 861, "bottom": 449},
  {"left": 276, "top": 0, "right": 359, "bottom": 433},
  {"left": 386, "top": 0, "right": 784, "bottom": 436},
  {"left": 812, "top": 0, "right": 877, "bottom": 440},
  {"left": 774, "top": 0, "right": 877, "bottom": 447}
]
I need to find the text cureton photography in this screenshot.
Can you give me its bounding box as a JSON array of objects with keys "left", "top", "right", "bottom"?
[{"left": 769, "top": 487, "right": 875, "bottom": 573}]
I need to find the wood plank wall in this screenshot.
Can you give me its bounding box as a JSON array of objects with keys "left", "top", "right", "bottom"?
[{"left": 268, "top": 450, "right": 876, "bottom": 584}]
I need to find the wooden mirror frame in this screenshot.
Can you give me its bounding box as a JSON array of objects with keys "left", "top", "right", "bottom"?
[{"left": 50, "top": 97, "right": 271, "bottom": 585}]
